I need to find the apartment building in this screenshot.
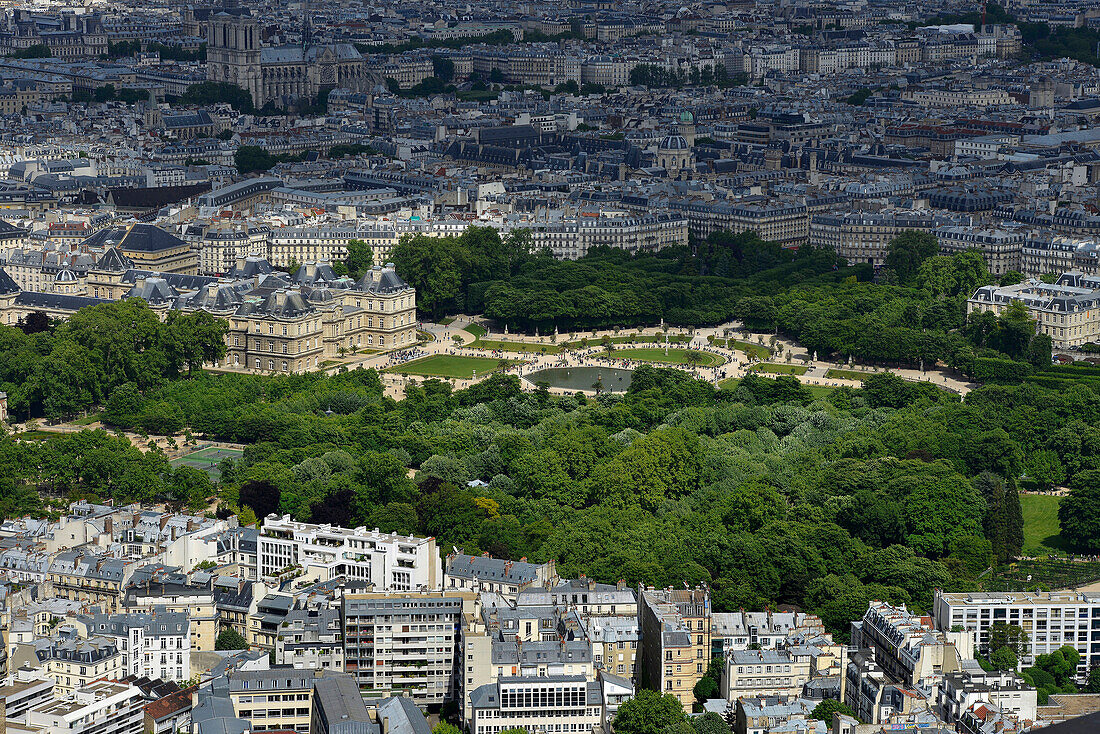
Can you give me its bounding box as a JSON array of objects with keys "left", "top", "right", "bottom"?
[
  {"left": 850, "top": 601, "right": 969, "bottom": 690},
  {"left": 637, "top": 586, "right": 711, "bottom": 709},
  {"left": 843, "top": 650, "right": 923, "bottom": 725},
  {"left": 258, "top": 515, "right": 441, "bottom": 590},
  {"left": 468, "top": 676, "right": 603, "bottom": 734},
  {"left": 123, "top": 580, "right": 217, "bottom": 653},
  {"left": 809, "top": 211, "right": 950, "bottom": 267},
  {"left": 585, "top": 616, "right": 639, "bottom": 680},
  {"left": 310, "top": 674, "right": 374, "bottom": 734},
  {"left": 711, "top": 611, "right": 826, "bottom": 656},
  {"left": 445, "top": 554, "right": 557, "bottom": 599},
  {"left": 723, "top": 648, "right": 813, "bottom": 700},
  {"left": 1020, "top": 235, "right": 1100, "bottom": 278},
  {"left": 248, "top": 593, "right": 293, "bottom": 651},
  {"left": 933, "top": 590, "right": 1100, "bottom": 679},
  {"left": 25, "top": 681, "right": 143, "bottom": 734},
  {"left": 967, "top": 273, "right": 1100, "bottom": 350},
  {"left": 226, "top": 667, "right": 317, "bottom": 733},
  {"left": 518, "top": 213, "right": 688, "bottom": 260},
  {"left": 938, "top": 668, "right": 1037, "bottom": 727},
  {"left": 670, "top": 198, "right": 808, "bottom": 243},
  {"left": 0, "top": 670, "right": 55, "bottom": 720},
  {"left": 275, "top": 608, "right": 343, "bottom": 672},
  {"left": 734, "top": 696, "right": 818, "bottom": 734},
  {"left": 267, "top": 226, "right": 373, "bottom": 271},
  {"left": 342, "top": 591, "right": 474, "bottom": 704},
  {"left": 34, "top": 634, "right": 126, "bottom": 694},
  {"left": 459, "top": 606, "right": 595, "bottom": 729},
  {"left": 184, "top": 222, "right": 269, "bottom": 276},
  {"left": 515, "top": 578, "right": 633, "bottom": 616},
  {"left": 904, "top": 88, "right": 1012, "bottom": 108},
  {"left": 46, "top": 551, "right": 136, "bottom": 612},
  {"left": 935, "top": 224, "right": 1027, "bottom": 277},
  {"left": 73, "top": 609, "right": 191, "bottom": 682}
]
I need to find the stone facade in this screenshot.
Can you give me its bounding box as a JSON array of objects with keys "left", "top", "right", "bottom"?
[{"left": 206, "top": 13, "right": 374, "bottom": 108}]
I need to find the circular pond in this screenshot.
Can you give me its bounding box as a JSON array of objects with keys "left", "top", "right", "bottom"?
[{"left": 524, "top": 366, "right": 633, "bottom": 393}]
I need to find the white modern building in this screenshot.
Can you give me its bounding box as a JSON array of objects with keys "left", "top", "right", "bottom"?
[
  {"left": 257, "top": 515, "right": 442, "bottom": 590},
  {"left": 933, "top": 589, "right": 1100, "bottom": 679},
  {"left": 469, "top": 676, "right": 603, "bottom": 734},
  {"left": 25, "top": 680, "right": 144, "bottom": 734}
]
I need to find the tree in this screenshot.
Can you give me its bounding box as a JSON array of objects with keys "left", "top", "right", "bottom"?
[
  {"left": 10, "top": 44, "right": 50, "bottom": 59},
  {"left": 432, "top": 724, "right": 462, "bottom": 734},
  {"left": 1086, "top": 665, "right": 1100, "bottom": 693},
  {"left": 431, "top": 55, "right": 455, "bottom": 82},
  {"left": 235, "top": 145, "right": 276, "bottom": 174},
  {"left": 345, "top": 239, "right": 373, "bottom": 279},
  {"left": 845, "top": 88, "right": 873, "bottom": 105},
  {"left": 810, "top": 699, "right": 855, "bottom": 722},
  {"left": 996, "top": 301, "right": 1037, "bottom": 360},
  {"left": 885, "top": 231, "right": 939, "bottom": 284},
  {"left": 181, "top": 81, "right": 254, "bottom": 112},
  {"left": 239, "top": 478, "right": 282, "bottom": 520},
  {"left": 990, "top": 646, "right": 1018, "bottom": 671},
  {"left": 390, "top": 234, "right": 462, "bottom": 319},
  {"left": 162, "top": 310, "right": 228, "bottom": 376},
  {"left": 692, "top": 676, "right": 718, "bottom": 702},
  {"left": 691, "top": 712, "right": 730, "bottom": 734},
  {"left": 19, "top": 311, "right": 50, "bottom": 334},
  {"left": 613, "top": 689, "right": 687, "bottom": 734},
  {"left": 1059, "top": 473, "right": 1100, "bottom": 553},
  {"left": 215, "top": 628, "right": 249, "bottom": 650}
]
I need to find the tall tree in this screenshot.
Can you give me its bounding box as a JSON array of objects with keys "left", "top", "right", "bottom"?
[
  {"left": 613, "top": 690, "right": 687, "bottom": 734},
  {"left": 885, "top": 230, "right": 939, "bottom": 284}
]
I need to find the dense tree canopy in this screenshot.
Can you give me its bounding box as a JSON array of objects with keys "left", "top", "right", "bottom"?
[
  {"left": 0, "top": 299, "right": 226, "bottom": 422},
  {"left": 1, "top": 227, "right": 1094, "bottom": 642},
  {"left": 0, "top": 347, "right": 1083, "bottom": 633}
]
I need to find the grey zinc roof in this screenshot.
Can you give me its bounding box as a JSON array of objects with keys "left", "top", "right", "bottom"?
[
  {"left": 82, "top": 224, "right": 187, "bottom": 253},
  {"left": 447, "top": 554, "right": 542, "bottom": 584},
  {"left": 313, "top": 675, "right": 377, "bottom": 734},
  {"left": 376, "top": 696, "right": 431, "bottom": 734},
  {"left": 490, "top": 638, "right": 591, "bottom": 665}
]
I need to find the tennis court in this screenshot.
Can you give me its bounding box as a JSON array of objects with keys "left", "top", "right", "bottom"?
[{"left": 171, "top": 446, "right": 245, "bottom": 480}]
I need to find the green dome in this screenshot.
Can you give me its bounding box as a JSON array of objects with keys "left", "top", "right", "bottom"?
[{"left": 679, "top": 111, "right": 693, "bottom": 123}]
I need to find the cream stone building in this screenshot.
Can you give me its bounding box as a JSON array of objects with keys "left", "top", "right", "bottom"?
[
  {"left": 207, "top": 13, "right": 374, "bottom": 108},
  {"left": 0, "top": 252, "right": 417, "bottom": 376}
]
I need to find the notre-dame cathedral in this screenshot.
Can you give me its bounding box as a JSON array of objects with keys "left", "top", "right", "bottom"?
[{"left": 206, "top": 12, "right": 375, "bottom": 108}]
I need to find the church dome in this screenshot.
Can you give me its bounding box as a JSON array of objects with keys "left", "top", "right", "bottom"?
[
  {"left": 660, "top": 134, "right": 686, "bottom": 150},
  {"left": 55, "top": 268, "right": 77, "bottom": 282},
  {"left": 659, "top": 135, "right": 690, "bottom": 151}
]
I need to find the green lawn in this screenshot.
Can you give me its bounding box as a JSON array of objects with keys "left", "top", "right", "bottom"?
[
  {"left": 470, "top": 339, "right": 561, "bottom": 355},
  {"left": 69, "top": 413, "right": 102, "bottom": 426},
  {"left": 16, "top": 429, "right": 59, "bottom": 441},
  {"left": 726, "top": 340, "right": 772, "bottom": 361},
  {"left": 751, "top": 363, "right": 808, "bottom": 376},
  {"left": 1020, "top": 494, "right": 1068, "bottom": 556},
  {"left": 463, "top": 324, "right": 487, "bottom": 338},
  {"left": 384, "top": 355, "right": 514, "bottom": 379},
  {"left": 825, "top": 368, "right": 869, "bottom": 382},
  {"left": 612, "top": 347, "right": 726, "bottom": 367}
]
